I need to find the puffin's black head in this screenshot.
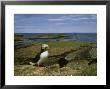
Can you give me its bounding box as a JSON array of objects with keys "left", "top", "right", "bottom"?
[{"left": 41, "top": 44, "right": 49, "bottom": 52}]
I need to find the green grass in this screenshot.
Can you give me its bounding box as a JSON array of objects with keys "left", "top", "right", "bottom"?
[
  {"left": 14, "top": 41, "right": 97, "bottom": 76},
  {"left": 14, "top": 35, "right": 23, "bottom": 42},
  {"left": 14, "top": 60, "right": 96, "bottom": 76}
]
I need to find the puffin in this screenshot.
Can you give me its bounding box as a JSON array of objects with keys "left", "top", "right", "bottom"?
[{"left": 36, "top": 44, "right": 49, "bottom": 67}]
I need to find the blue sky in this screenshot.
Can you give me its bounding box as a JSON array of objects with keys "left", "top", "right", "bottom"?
[{"left": 14, "top": 14, "right": 97, "bottom": 33}]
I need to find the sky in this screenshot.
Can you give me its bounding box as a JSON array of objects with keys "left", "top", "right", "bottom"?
[{"left": 14, "top": 14, "right": 97, "bottom": 33}]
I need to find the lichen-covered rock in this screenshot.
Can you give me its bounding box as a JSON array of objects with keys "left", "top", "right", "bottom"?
[{"left": 74, "top": 46, "right": 97, "bottom": 60}]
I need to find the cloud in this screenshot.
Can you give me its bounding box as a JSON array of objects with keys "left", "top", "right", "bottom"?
[
  {"left": 15, "top": 14, "right": 97, "bottom": 33},
  {"left": 15, "top": 26, "right": 39, "bottom": 28},
  {"left": 47, "top": 14, "right": 96, "bottom": 23},
  {"left": 48, "top": 18, "right": 64, "bottom": 21}
]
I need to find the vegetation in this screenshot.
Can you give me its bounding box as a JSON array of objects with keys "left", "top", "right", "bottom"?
[
  {"left": 14, "top": 37, "right": 97, "bottom": 76},
  {"left": 14, "top": 34, "right": 23, "bottom": 42}
]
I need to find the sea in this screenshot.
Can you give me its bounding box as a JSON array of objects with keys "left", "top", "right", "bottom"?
[{"left": 15, "top": 33, "right": 97, "bottom": 47}]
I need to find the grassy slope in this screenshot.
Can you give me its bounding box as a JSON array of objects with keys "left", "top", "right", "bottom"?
[{"left": 14, "top": 41, "right": 97, "bottom": 76}]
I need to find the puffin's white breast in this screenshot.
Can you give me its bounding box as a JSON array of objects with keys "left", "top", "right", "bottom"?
[
  {"left": 37, "top": 51, "right": 49, "bottom": 65},
  {"left": 40, "top": 51, "right": 49, "bottom": 59}
]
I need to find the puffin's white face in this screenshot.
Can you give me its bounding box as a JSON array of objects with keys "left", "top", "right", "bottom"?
[{"left": 41, "top": 44, "right": 49, "bottom": 50}]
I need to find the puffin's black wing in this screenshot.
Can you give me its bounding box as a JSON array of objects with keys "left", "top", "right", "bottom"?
[
  {"left": 23, "top": 52, "right": 41, "bottom": 64},
  {"left": 34, "top": 52, "right": 41, "bottom": 62}
]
